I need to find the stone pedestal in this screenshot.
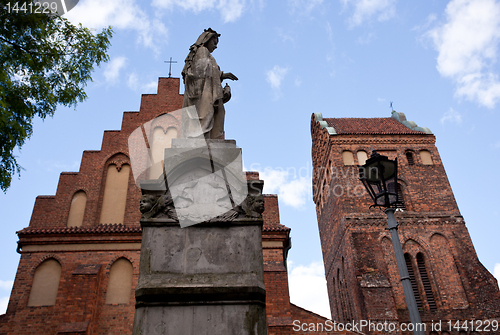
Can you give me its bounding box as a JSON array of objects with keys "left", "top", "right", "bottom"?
[{"left": 133, "top": 139, "right": 267, "bottom": 335}]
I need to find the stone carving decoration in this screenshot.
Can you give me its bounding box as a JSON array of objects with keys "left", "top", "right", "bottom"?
[
  {"left": 181, "top": 28, "right": 238, "bottom": 139},
  {"left": 139, "top": 193, "right": 178, "bottom": 221},
  {"left": 140, "top": 191, "right": 264, "bottom": 222}
]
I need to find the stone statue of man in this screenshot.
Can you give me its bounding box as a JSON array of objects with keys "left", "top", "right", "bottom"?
[{"left": 181, "top": 28, "right": 238, "bottom": 139}]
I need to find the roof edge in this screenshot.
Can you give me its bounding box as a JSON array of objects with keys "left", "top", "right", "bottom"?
[
  {"left": 313, "top": 113, "right": 337, "bottom": 135},
  {"left": 391, "top": 111, "right": 432, "bottom": 134}
]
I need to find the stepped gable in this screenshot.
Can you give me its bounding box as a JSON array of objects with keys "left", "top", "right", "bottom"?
[
  {"left": 1, "top": 76, "right": 365, "bottom": 335},
  {"left": 28, "top": 78, "right": 183, "bottom": 229}
]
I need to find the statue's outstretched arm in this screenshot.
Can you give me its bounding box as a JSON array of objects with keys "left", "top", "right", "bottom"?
[{"left": 221, "top": 72, "right": 238, "bottom": 81}]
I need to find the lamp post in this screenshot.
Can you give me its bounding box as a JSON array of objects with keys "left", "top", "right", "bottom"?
[{"left": 359, "top": 151, "right": 425, "bottom": 335}]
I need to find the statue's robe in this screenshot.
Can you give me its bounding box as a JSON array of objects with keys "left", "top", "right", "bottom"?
[{"left": 182, "top": 46, "right": 225, "bottom": 139}]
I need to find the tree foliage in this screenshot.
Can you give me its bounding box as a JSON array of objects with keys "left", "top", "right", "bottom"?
[{"left": 0, "top": 1, "right": 112, "bottom": 191}]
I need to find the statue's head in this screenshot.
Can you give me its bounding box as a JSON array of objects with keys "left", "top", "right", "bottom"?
[
  {"left": 249, "top": 194, "right": 265, "bottom": 214},
  {"left": 194, "top": 28, "right": 220, "bottom": 49},
  {"left": 140, "top": 194, "right": 157, "bottom": 213},
  {"left": 183, "top": 28, "right": 221, "bottom": 80}
]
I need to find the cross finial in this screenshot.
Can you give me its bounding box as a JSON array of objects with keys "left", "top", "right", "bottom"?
[
  {"left": 164, "top": 57, "right": 177, "bottom": 78},
  {"left": 390, "top": 101, "right": 394, "bottom": 112}
]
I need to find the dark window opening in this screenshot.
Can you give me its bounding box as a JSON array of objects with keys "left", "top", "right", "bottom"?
[
  {"left": 396, "top": 183, "right": 406, "bottom": 210},
  {"left": 404, "top": 253, "right": 422, "bottom": 310},
  {"left": 417, "top": 253, "right": 437, "bottom": 311},
  {"left": 406, "top": 151, "right": 415, "bottom": 165}
]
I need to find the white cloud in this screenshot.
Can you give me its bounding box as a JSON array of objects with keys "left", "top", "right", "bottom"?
[
  {"left": 325, "top": 22, "right": 334, "bottom": 42},
  {"left": 288, "top": 261, "right": 331, "bottom": 318},
  {"left": 341, "top": 0, "right": 397, "bottom": 28},
  {"left": 427, "top": 0, "right": 500, "bottom": 108},
  {"left": 0, "top": 280, "right": 13, "bottom": 314},
  {"left": 218, "top": 0, "right": 245, "bottom": 22},
  {"left": 494, "top": 263, "right": 500, "bottom": 287},
  {"left": 357, "top": 31, "right": 375, "bottom": 44},
  {"left": 35, "top": 159, "right": 80, "bottom": 172},
  {"left": 259, "top": 168, "right": 311, "bottom": 208},
  {"left": 266, "top": 65, "right": 289, "bottom": 90},
  {"left": 152, "top": 0, "right": 217, "bottom": 11},
  {"left": 127, "top": 74, "right": 160, "bottom": 93},
  {"left": 144, "top": 81, "right": 158, "bottom": 92},
  {"left": 152, "top": 0, "right": 246, "bottom": 22},
  {"left": 440, "top": 107, "right": 462, "bottom": 125},
  {"left": 288, "top": 0, "right": 324, "bottom": 16},
  {"left": 0, "top": 296, "right": 8, "bottom": 315},
  {"left": 127, "top": 73, "right": 139, "bottom": 91},
  {"left": 65, "top": 0, "right": 168, "bottom": 50},
  {"left": 412, "top": 13, "right": 437, "bottom": 32},
  {"left": 104, "top": 57, "right": 127, "bottom": 83},
  {"left": 279, "top": 178, "right": 311, "bottom": 208}
]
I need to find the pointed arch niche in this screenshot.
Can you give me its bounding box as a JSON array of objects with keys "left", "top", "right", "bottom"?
[
  {"left": 150, "top": 126, "right": 178, "bottom": 179},
  {"left": 100, "top": 154, "right": 130, "bottom": 225},
  {"left": 429, "top": 233, "right": 468, "bottom": 308},
  {"left": 28, "top": 259, "right": 62, "bottom": 307},
  {"left": 105, "top": 258, "right": 133, "bottom": 304},
  {"left": 67, "top": 190, "right": 87, "bottom": 227}
]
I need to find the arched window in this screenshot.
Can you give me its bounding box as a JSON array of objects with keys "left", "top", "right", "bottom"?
[
  {"left": 405, "top": 151, "right": 415, "bottom": 165},
  {"left": 404, "top": 253, "right": 422, "bottom": 309},
  {"left": 416, "top": 253, "right": 437, "bottom": 310},
  {"left": 357, "top": 150, "right": 367, "bottom": 166},
  {"left": 100, "top": 163, "right": 130, "bottom": 224},
  {"left": 342, "top": 151, "right": 354, "bottom": 165},
  {"left": 106, "top": 258, "right": 133, "bottom": 304},
  {"left": 67, "top": 190, "right": 87, "bottom": 227},
  {"left": 419, "top": 150, "right": 433, "bottom": 165},
  {"left": 28, "top": 259, "right": 61, "bottom": 306}
]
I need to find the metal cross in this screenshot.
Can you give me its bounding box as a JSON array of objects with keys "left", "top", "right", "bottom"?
[{"left": 164, "top": 57, "right": 177, "bottom": 78}]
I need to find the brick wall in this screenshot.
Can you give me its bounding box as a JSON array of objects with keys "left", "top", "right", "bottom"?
[{"left": 311, "top": 113, "right": 500, "bottom": 333}]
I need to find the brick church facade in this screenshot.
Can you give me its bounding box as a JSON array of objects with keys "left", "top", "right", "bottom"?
[
  {"left": 0, "top": 78, "right": 354, "bottom": 335},
  {"left": 311, "top": 112, "right": 500, "bottom": 333},
  {"left": 1, "top": 76, "right": 499, "bottom": 335}
]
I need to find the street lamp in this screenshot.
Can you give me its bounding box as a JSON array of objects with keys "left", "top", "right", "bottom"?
[{"left": 359, "top": 151, "right": 425, "bottom": 335}]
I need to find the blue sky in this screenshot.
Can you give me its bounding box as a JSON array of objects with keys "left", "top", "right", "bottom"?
[{"left": 1, "top": 0, "right": 500, "bottom": 318}]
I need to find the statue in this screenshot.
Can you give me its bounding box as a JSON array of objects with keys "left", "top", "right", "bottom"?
[{"left": 181, "top": 28, "right": 238, "bottom": 139}]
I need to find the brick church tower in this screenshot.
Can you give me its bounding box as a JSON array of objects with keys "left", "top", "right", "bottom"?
[
  {"left": 311, "top": 112, "right": 500, "bottom": 332},
  {"left": 0, "top": 78, "right": 359, "bottom": 335}
]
